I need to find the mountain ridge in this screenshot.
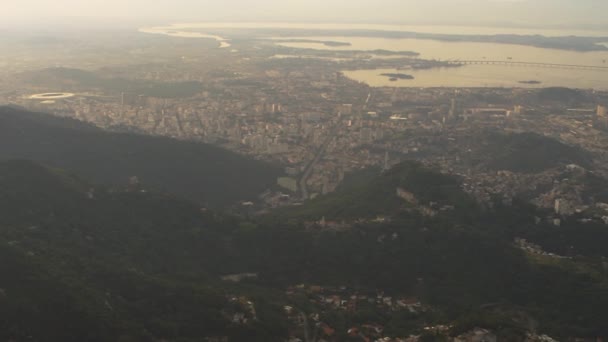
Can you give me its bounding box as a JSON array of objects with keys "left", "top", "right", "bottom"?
[{"left": 0, "top": 106, "right": 281, "bottom": 206}]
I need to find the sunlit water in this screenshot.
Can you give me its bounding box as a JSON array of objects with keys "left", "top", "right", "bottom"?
[
  {"left": 140, "top": 23, "right": 608, "bottom": 89},
  {"left": 275, "top": 36, "right": 608, "bottom": 89},
  {"left": 275, "top": 36, "right": 608, "bottom": 66},
  {"left": 343, "top": 66, "right": 608, "bottom": 89},
  {"left": 138, "top": 27, "right": 231, "bottom": 48}
]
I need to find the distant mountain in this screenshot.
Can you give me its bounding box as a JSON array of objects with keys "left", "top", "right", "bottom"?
[{"left": 0, "top": 106, "right": 280, "bottom": 206}]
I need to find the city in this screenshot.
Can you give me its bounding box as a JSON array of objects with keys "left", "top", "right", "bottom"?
[
  {"left": 4, "top": 30, "right": 608, "bottom": 219},
  {"left": 2, "top": 8, "right": 608, "bottom": 341}
]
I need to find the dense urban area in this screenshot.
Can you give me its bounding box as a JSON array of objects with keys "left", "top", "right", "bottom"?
[{"left": 4, "top": 29, "right": 608, "bottom": 213}]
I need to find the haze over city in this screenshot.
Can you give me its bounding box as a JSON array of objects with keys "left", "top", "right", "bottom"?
[
  {"left": 2, "top": 0, "right": 608, "bottom": 341},
  {"left": 2, "top": 0, "right": 608, "bottom": 30}
]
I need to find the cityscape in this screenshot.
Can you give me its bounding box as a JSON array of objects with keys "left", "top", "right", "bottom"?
[
  {"left": 2, "top": 3, "right": 608, "bottom": 341},
  {"left": 4, "top": 30, "right": 608, "bottom": 217}
]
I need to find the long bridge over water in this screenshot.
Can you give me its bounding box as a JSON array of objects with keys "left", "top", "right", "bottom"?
[{"left": 446, "top": 60, "right": 608, "bottom": 71}]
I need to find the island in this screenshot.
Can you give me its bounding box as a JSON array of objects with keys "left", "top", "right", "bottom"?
[
  {"left": 380, "top": 73, "right": 415, "bottom": 80},
  {"left": 322, "top": 41, "right": 351, "bottom": 47},
  {"left": 519, "top": 80, "right": 542, "bottom": 84}
]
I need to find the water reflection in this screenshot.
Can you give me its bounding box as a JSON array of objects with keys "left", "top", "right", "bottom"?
[
  {"left": 275, "top": 36, "right": 608, "bottom": 66},
  {"left": 342, "top": 65, "right": 608, "bottom": 89},
  {"left": 139, "top": 27, "right": 231, "bottom": 48},
  {"left": 275, "top": 36, "right": 608, "bottom": 89}
]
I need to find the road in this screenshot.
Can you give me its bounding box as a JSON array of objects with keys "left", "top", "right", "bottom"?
[
  {"left": 299, "top": 121, "right": 339, "bottom": 199},
  {"left": 298, "top": 92, "right": 372, "bottom": 199}
]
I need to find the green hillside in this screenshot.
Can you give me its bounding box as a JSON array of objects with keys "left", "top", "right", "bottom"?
[
  {"left": 0, "top": 160, "right": 607, "bottom": 340},
  {"left": 277, "top": 161, "right": 477, "bottom": 220},
  {"left": 0, "top": 160, "right": 285, "bottom": 341},
  {"left": 480, "top": 131, "right": 591, "bottom": 173},
  {"left": 0, "top": 107, "right": 281, "bottom": 206}
]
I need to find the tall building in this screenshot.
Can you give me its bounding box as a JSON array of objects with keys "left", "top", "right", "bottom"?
[
  {"left": 448, "top": 98, "right": 462, "bottom": 121},
  {"left": 383, "top": 151, "right": 390, "bottom": 171},
  {"left": 596, "top": 105, "right": 608, "bottom": 130}
]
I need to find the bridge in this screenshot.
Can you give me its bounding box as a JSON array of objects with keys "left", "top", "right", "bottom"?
[{"left": 446, "top": 60, "right": 608, "bottom": 71}]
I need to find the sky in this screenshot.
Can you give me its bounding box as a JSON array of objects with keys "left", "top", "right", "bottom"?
[{"left": 1, "top": 0, "right": 607, "bottom": 30}]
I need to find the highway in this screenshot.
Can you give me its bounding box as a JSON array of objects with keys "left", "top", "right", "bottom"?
[{"left": 298, "top": 120, "right": 339, "bottom": 200}]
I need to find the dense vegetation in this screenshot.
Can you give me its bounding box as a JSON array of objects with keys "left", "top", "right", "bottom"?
[
  {"left": 0, "top": 107, "right": 281, "bottom": 206},
  {"left": 479, "top": 131, "right": 591, "bottom": 173},
  {"left": 0, "top": 160, "right": 284, "bottom": 341},
  {"left": 1, "top": 158, "right": 607, "bottom": 340},
  {"left": 537, "top": 87, "right": 589, "bottom": 104},
  {"left": 277, "top": 161, "right": 477, "bottom": 220}
]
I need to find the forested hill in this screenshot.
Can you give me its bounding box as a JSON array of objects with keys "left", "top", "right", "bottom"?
[
  {"left": 480, "top": 131, "right": 592, "bottom": 173},
  {"left": 276, "top": 160, "right": 477, "bottom": 220},
  {"left": 0, "top": 160, "right": 285, "bottom": 341},
  {"left": 0, "top": 106, "right": 281, "bottom": 206},
  {"left": 1, "top": 160, "right": 608, "bottom": 340}
]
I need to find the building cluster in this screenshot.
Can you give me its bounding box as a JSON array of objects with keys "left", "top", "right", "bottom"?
[
  {"left": 224, "top": 295, "right": 258, "bottom": 325},
  {"left": 514, "top": 238, "right": 570, "bottom": 259},
  {"left": 284, "top": 284, "right": 431, "bottom": 342},
  {"left": 9, "top": 83, "right": 608, "bottom": 213},
  {"left": 3, "top": 32, "right": 608, "bottom": 220}
]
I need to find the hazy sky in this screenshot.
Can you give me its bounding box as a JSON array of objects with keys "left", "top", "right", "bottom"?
[{"left": 1, "top": 0, "right": 607, "bottom": 29}]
